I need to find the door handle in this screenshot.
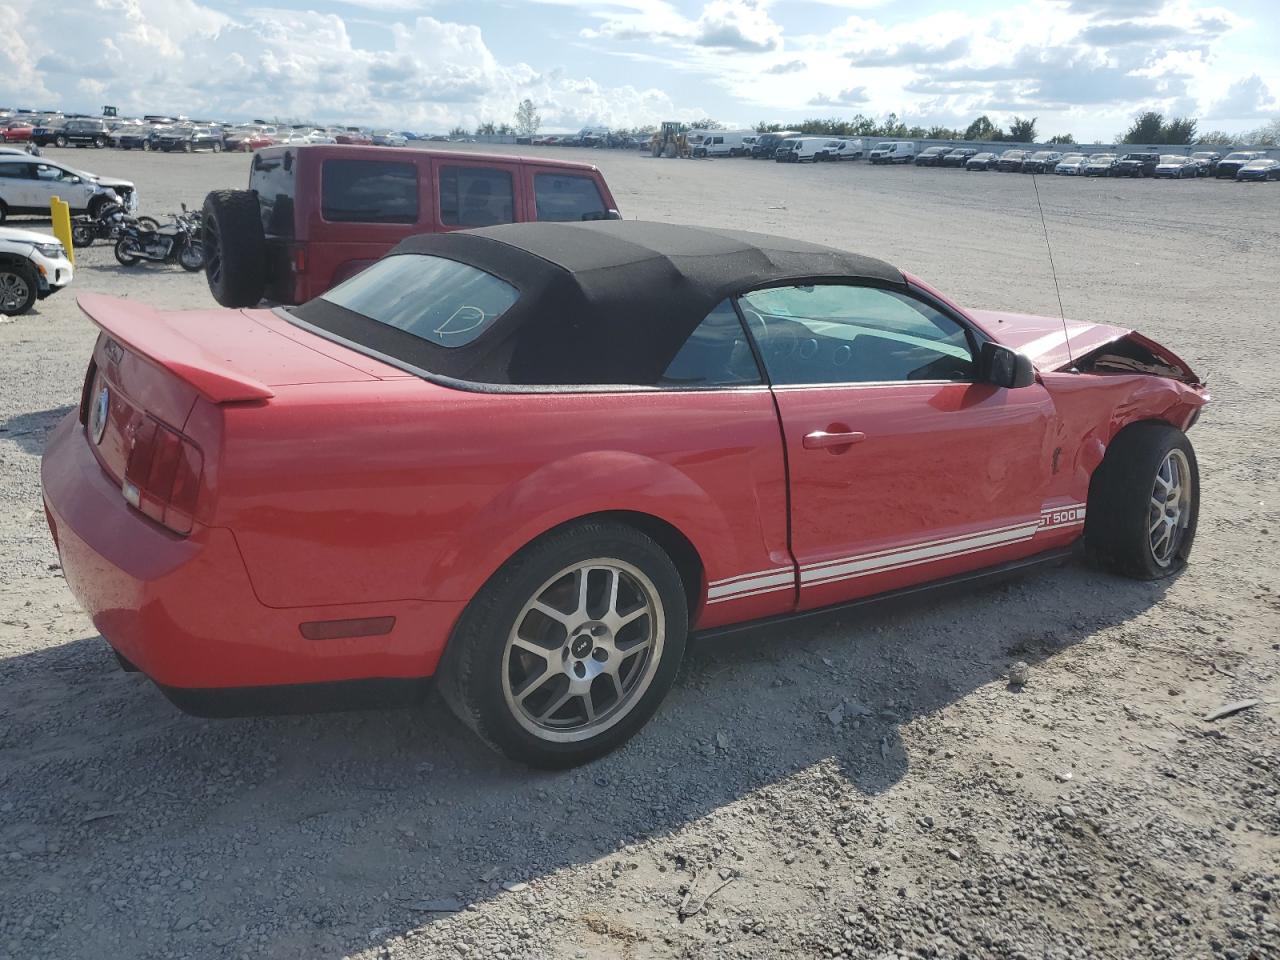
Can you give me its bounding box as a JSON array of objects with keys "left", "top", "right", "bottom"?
[{"left": 803, "top": 429, "right": 866, "bottom": 450}]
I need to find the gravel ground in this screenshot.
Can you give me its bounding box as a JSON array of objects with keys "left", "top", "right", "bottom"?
[{"left": 1, "top": 145, "right": 1277, "bottom": 960}]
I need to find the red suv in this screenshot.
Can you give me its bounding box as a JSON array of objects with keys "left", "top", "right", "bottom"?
[{"left": 201, "top": 144, "right": 621, "bottom": 307}]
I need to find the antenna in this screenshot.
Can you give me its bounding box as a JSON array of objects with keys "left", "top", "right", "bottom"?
[{"left": 1030, "top": 172, "right": 1075, "bottom": 369}]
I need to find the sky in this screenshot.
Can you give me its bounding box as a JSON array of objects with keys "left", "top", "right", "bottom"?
[{"left": 1, "top": 0, "right": 1277, "bottom": 141}]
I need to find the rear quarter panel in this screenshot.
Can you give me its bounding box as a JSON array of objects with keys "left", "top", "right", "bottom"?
[{"left": 213, "top": 381, "right": 790, "bottom": 629}]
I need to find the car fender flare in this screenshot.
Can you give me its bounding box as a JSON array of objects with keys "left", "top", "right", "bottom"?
[{"left": 423, "top": 450, "right": 727, "bottom": 603}]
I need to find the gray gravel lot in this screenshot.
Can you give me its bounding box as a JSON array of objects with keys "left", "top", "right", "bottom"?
[{"left": 1, "top": 145, "right": 1277, "bottom": 960}]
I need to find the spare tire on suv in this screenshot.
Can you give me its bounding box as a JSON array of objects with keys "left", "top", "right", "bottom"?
[{"left": 202, "top": 190, "right": 266, "bottom": 308}]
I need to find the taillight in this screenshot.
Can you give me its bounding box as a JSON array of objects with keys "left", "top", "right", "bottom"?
[
  {"left": 122, "top": 416, "right": 204, "bottom": 535},
  {"left": 292, "top": 245, "right": 306, "bottom": 273}
]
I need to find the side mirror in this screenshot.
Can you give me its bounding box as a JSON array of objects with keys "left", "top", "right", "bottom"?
[{"left": 981, "top": 341, "right": 1036, "bottom": 388}]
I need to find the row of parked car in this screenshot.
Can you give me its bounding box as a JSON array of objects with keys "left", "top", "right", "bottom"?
[
  {"left": 0, "top": 113, "right": 424, "bottom": 155},
  {"left": 905, "top": 146, "right": 1279, "bottom": 180}
]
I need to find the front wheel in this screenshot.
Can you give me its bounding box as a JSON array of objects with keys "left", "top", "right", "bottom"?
[
  {"left": 1085, "top": 423, "right": 1199, "bottom": 579},
  {"left": 71, "top": 221, "right": 95, "bottom": 248},
  {"left": 142, "top": 141, "right": 152, "bottom": 152},
  {"left": 114, "top": 237, "right": 143, "bottom": 266},
  {"left": 179, "top": 241, "right": 204, "bottom": 272},
  {"left": 436, "top": 521, "right": 689, "bottom": 768},
  {"left": 54, "top": 135, "right": 67, "bottom": 148},
  {"left": 0, "top": 262, "right": 38, "bottom": 315}
]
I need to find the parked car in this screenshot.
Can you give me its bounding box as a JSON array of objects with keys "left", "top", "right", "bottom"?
[
  {"left": 229, "top": 131, "right": 275, "bottom": 153},
  {"left": 940, "top": 148, "right": 977, "bottom": 168},
  {"left": 868, "top": 141, "right": 916, "bottom": 164},
  {"left": 751, "top": 131, "right": 798, "bottom": 158},
  {"left": 158, "top": 126, "right": 223, "bottom": 153},
  {"left": 964, "top": 151, "right": 998, "bottom": 171},
  {"left": 913, "top": 146, "right": 953, "bottom": 167},
  {"left": 0, "top": 155, "right": 137, "bottom": 222},
  {"left": 30, "top": 122, "right": 67, "bottom": 147},
  {"left": 57, "top": 118, "right": 111, "bottom": 148},
  {"left": 1054, "top": 154, "right": 1089, "bottom": 175},
  {"left": 1215, "top": 151, "right": 1263, "bottom": 179},
  {"left": 1, "top": 119, "right": 33, "bottom": 142},
  {"left": 43, "top": 220, "right": 1208, "bottom": 767},
  {"left": 335, "top": 130, "right": 373, "bottom": 146},
  {"left": 116, "top": 125, "right": 166, "bottom": 151},
  {"left": 995, "top": 149, "right": 1026, "bottom": 172},
  {"left": 0, "top": 224, "right": 73, "bottom": 314},
  {"left": 691, "top": 130, "right": 756, "bottom": 158},
  {"left": 1083, "top": 154, "right": 1118, "bottom": 176},
  {"left": 1189, "top": 151, "right": 1221, "bottom": 176},
  {"left": 201, "top": 144, "right": 620, "bottom": 307},
  {"left": 1235, "top": 158, "right": 1280, "bottom": 182},
  {"left": 371, "top": 130, "right": 408, "bottom": 147},
  {"left": 1114, "top": 153, "right": 1161, "bottom": 177},
  {"left": 1020, "top": 151, "right": 1063, "bottom": 174},
  {"left": 1153, "top": 155, "right": 1200, "bottom": 179}
]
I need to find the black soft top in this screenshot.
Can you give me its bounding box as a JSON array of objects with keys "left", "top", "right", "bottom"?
[{"left": 292, "top": 220, "right": 905, "bottom": 386}]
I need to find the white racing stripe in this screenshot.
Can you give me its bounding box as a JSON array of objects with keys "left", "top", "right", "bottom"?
[{"left": 706, "top": 502, "right": 1088, "bottom": 605}]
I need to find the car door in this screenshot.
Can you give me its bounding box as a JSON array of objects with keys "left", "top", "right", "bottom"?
[
  {"left": 738, "top": 282, "right": 1057, "bottom": 611},
  {"left": 0, "top": 160, "right": 37, "bottom": 210}
]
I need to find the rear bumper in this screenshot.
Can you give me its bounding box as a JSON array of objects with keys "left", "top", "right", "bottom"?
[{"left": 41, "top": 413, "right": 465, "bottom": 711}]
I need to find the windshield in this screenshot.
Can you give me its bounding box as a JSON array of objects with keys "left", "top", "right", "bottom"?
[
  {"left": 1060, "top": 155, "right": 1085, "bottom": 162},
  {"left": 1224, "top": 152, "right": 1254, "bottom": 161},
  {"left": 1191, "top": 152, "right": 1216, "bottom": 159},
  {"left": 1159, "top": 156, "right": 1182, "bottom": 163},
  {"left": 319, "top": 254, "right": 518, "bottom": 349},
  {"left": 1090, "top": 154, "right": 1115, "bottom": 161},
  {"left": 1001, "top": 150, "right": 1024, "bottom": 158}
]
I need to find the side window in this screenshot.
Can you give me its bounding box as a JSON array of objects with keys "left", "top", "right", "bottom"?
[
  {"left": 321, "top": 159, "right": 418, "bottom": 224},
  {"left": 658, "top": 299, "right": 761, "bottom": 388},
  {"left": 439, "top": 165, "right": 514, "bottom": 227},
  {"left": 34, "top": 165, "right": 69, "bottom": 182},
  {"left": 0, "top": 163, "right": 32, "bottom": 180},
  {"left": 737, "top": 284, "right": 976, "bottom": 385},
  {"left": 533, "top": 173, "right": 607, "bottom": 222}
]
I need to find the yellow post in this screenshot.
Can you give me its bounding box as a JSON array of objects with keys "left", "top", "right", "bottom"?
[{"left": 50, "top": 196, "right": 74, "bottom": 266}]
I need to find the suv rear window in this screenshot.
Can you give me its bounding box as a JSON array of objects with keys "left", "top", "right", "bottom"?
[
  {"left": 319, "top": 254, "right": 517, "bottom": 348},
  {"left": 439, "top": 166, "right": 514, "bottom": 227},
  {"left": 534, "top": 173, "right": 607, "bottom": 222},
  {"left": 321, "top": 159, "right": 418, "bottom": 224}
]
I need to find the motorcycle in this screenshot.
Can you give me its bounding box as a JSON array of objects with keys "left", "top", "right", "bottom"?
[
  {"left": 71, "top": 203, "right": 159, "bottom": 248},
  {"left": 114, "top": 205, "right": 204, "bottom": 272}
]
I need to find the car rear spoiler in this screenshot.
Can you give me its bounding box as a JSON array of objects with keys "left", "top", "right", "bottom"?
[{"left": 77, "top": 293, "right": 275, "bottom": 403}]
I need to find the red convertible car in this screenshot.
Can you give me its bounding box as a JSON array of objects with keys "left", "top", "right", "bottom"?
[{"left": 41, "top": 222, "right": 1206, "bottom": 767}]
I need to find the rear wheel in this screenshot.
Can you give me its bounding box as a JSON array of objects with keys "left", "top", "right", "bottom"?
[
  {"left": 201, "top": 190, "right": 267, "bottom": 307},
  {"left": 436, "top": 521, "right": 689, "bottom": 768},
  {"left": 142, "top": 141, "right": 152, "bottom": 152},
  {"left": 0, "top": 262, "right": 38, "bottom": 315},
  {"left": 71, "top": 220, "right": 95, "bottom": 248},
  {"left": 1085, "top": 423, "right": 1199, "bottom": 579}
]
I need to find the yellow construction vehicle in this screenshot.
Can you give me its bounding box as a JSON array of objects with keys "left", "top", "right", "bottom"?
[{"left": 650, "top": 121, "right": 689, "bottom": 158}]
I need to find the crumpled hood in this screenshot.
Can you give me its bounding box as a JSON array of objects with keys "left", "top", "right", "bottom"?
[{"left": 965, "top": 310, "right": 1131, "bottom": 371}]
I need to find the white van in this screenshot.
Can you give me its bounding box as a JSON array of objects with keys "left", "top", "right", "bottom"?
[
  {"left": 823, "top": 139, "right": 864, "bottom": 161},
  {"left": 774, "top": 137, "right": 830, "bottom": 163},
  {"left": 868, "top": 141, "right": 917, "bottom": 164},
  {"left": 691, "top": 129, "right": 756, "bottom": 157}
]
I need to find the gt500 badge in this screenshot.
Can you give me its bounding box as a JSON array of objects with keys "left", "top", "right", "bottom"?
[{"left": 1039, "top": 505, "right": 1086, "bottom": 529}]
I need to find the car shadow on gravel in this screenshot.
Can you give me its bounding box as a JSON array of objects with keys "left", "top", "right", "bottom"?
[
  {"left": 0, "top": 560, "right": 1174, "bottom": 959},
  {"left": 0, "top": 404, "right": 73, "bottom": 455}
]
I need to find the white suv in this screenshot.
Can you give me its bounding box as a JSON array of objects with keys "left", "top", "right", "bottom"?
[
  {"left": 0, "top": 226, "right": 73, "bottom": 315},
  {"left": 0, "top": 155, "right": 137, "bottom": 223}
]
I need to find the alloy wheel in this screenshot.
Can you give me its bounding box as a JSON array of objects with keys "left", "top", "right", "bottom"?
[
  {"left": 1149, "top": 449, "right": 1192, "bottom": 566},
  {"left": 502, "top": 559, "right": 664, "bottom": 743},
  {"left": 0, "top": 271, "right": 30, "bottom": 312}
]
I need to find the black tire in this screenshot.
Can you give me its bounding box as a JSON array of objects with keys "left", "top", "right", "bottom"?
[
  {"left": 1085, "top": 423, "right": 1199, "bottom": 580},
  {"left": 201, "top": 190, "right": 266, "bottom": 307},
  {"left": 183, "top": 141, "right": 193, "bottom": 153},
  {"left": 71, "top": 221, "right": 95, "bottom": 248},
  {"left": 86, "top": 195, "right": 110, "bottom": 220},
  {"left": 0, "top": 200, "right": 7, "bottom": 225},
  {"left": 135, "top": 216, "right": 160, "bottom": 232},
  {"left": 212, "top": 141, "right": 222, "bottom": 153},
  {"left": 179, "top": 241, "right": 204, "bottom": 272},
  {"left": 142, "top": 141, "right": 151, "bottom": 152},
  {"left": 436, "top": 520, "right": 690, "bottom": 768},
  {"left": 54, "top": 134, "right": 67, "bottom": 148},
  {"left": 114, "top": 237, "right": 142, "bottom": 266},
  {"left": 94, "top": 137, "right": 106, "bottom": 148},
  {"left": 0, "top": 261, "right": 39, "bottom": 315}
]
